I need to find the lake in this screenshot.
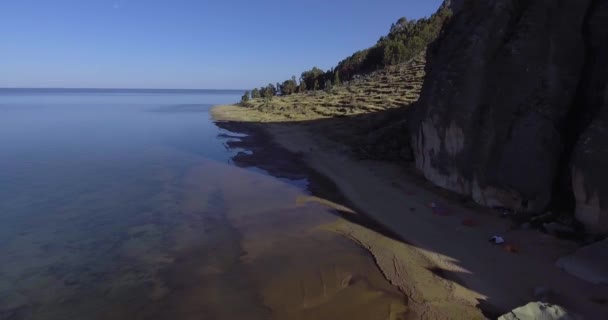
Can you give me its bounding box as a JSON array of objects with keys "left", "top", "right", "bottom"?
[{"left": 0, "top": 89, "right": 408, "bottom": 320}]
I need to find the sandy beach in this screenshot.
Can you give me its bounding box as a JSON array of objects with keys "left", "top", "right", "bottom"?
[{"left": 212, "top": 104, "right": 608, "bottom": 319}]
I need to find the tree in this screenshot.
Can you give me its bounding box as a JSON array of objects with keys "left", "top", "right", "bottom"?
[
  {"left": 390, "top": 17, "right": 409, "bottom": 34},
  {"left": 324, "top": 80, "right": 333, "bottom": 92},
  {"left": 299, "top": 80, "right": 307, "bottom": 93},
  {"left": 251, "top": 88, "right": 261, "bottom": 99},
  {"left": 259, "top": 86, "right": 268, "bottom": 98},
  {"left": 383, "top": 40, "right": 407, "bottom": 66},
  {"left": 240, "top": 90, "right": 250, "bottom": 105},
  {"left": 245, "top": 4, "right": 452, "bottom": 99},
  {"left": 331, "top": 6, "right": 451, "bottom": 81},
  {"left": 280, "top": 77, "right": 298, "bottom": 95},
  {"left": 263, "top": 83, "right": 275, "bottom": 98},
  {"left": 263, "top": 86, "right": 274, "bottom": 108},
  {"left": 301, "top": 67, "right": 325, "bottom": 91}
]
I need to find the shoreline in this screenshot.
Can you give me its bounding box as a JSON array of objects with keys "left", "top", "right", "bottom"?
[
  {"left": 212, "top": 107, "right": 486, "bottom": 319},
  {"left": 211, "top": 104, "right": 608, "bottom": 318}
]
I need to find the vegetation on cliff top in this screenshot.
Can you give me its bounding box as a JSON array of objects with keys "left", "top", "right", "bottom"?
[
  {"left": 241, "top": 2, "right": 451, "bottom": 104},
  {"left": 239, "top": 53, "right": 426, "bottom": 120}
]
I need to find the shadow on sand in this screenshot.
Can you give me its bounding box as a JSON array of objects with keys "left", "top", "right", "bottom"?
[{"left": 214, "top": 107, "right": 608, "bottom": 318}]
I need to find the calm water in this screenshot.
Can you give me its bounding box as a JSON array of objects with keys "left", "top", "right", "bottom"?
[{"left": 0, "top": 89, "right": 407, "bottom": 320}]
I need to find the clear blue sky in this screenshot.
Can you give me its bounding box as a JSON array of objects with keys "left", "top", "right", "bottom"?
[{"left": 1, "top": 0, "right": 444, "bottom": 89}]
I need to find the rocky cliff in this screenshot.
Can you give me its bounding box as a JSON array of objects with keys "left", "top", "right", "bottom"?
[{"left": 410, "top": 0, "right": 608, "bottom": 232}]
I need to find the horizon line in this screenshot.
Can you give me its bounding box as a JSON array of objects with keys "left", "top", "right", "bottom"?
[{"left": 0, "top": 87, "right": 247, "bottom": 91}]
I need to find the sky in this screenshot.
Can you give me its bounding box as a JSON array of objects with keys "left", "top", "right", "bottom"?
[{"left": 1, "top": 0, "right": 444, "bottom": 89}]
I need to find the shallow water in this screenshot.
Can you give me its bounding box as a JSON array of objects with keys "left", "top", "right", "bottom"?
[{"left": 0, "top": 89, "right": 408, "bottom": 319}]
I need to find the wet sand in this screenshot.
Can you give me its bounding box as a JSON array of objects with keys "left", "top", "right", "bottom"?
[
  {"left": 212, "top": 104, "right": 608, "bottom": 319},
  {"left": 135, "top": 159, "right": 414, "bottom": 320},
  {"left": 212, "top": 108, "right": 485, "bottom": 319}
]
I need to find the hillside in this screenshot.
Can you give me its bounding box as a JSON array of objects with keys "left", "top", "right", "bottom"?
[
  {"left": 241, "top": 53, "right": 425, "bottom": 121},
  {"left": 242, "top": 1, "right": 451, "bottom": 105},
  {"left": 226, "top": 53, "right": 426, "bottom": 163}
]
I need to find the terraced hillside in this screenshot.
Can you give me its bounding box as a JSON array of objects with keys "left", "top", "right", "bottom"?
[
  {"left": 216, "top": 53, "right": 427, "bottom": 163},
  {"left": 241, "top": 52, "right": 426, "bottom": 121}
]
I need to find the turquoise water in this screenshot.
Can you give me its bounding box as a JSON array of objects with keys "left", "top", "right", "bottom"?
[{"left": 0, "top": 89, "right": 408, "bottom": 320}]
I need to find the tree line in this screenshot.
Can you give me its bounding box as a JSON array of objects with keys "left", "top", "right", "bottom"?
[{"left": 241, "top": 3, "right": 452, "bottom": 104}]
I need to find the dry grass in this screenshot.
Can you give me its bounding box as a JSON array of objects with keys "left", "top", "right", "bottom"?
[
  {"left": 241, "top": 52, "right": 426, "bottom": 121},
  {"left": 215, "top": 52, "right": 426, "bottom": 163}
]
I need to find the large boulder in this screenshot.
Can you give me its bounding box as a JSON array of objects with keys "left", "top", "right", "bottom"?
[{"left": 410, "top": 0, "right": 608, "bottom": 230}]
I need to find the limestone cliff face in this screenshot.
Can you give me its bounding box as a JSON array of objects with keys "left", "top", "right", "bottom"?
[{"left": 410, "top": 0, "right": 608, "bottom": 231}]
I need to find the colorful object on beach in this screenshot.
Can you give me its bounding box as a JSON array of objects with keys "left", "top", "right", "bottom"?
[
  {"left": 489, "top": 235, "right": 505, "bottom": 244},
  {"left": 461, "top": 218, "right": 477, "bottom": 227},
  {"left": 504, "top": 244, "right": 519, "bottom": 253}
]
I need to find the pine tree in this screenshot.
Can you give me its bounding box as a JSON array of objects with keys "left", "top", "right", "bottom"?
[
  {"left": 251, "top": 88, "right": 261, "bottom": 99},
  {"left": 264, "top": 84, "right": 275, "bottom": 98},
  {"left": 240, "top": 91, "right": 250, "bottom": 105},
  {"left": 324, "top": 80, "right": 333, "bottom": 92}
]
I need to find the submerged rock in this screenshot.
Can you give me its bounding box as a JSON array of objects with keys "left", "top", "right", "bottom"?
[
  {"left": 410, "top": 0, "right": 608, "bottom": 231},
  {"left": 498, "top": 302, "right": 581, "bottom": 320}
]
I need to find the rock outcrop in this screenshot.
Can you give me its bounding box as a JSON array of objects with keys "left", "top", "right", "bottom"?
[
  {"left": 570, "top": 0, "right": 608, "bottom": 232},
  {"left": 410, "top": 0, "right": 608, "bottom": 231},
  {"left": 498, "top": 302, "right": 581, "bottom": 320}
]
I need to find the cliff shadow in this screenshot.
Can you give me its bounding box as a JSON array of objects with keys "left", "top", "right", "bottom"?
[{"left": 213, "top": 107, "right": 608, "bottom": 318}]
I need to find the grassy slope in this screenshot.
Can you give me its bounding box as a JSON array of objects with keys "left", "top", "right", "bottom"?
[
  {"left": 218, "top": 53, "right": 426, "bottom": 163},
  {"left": 241, "top": 52, "right": 425, "bottom": 122}
]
